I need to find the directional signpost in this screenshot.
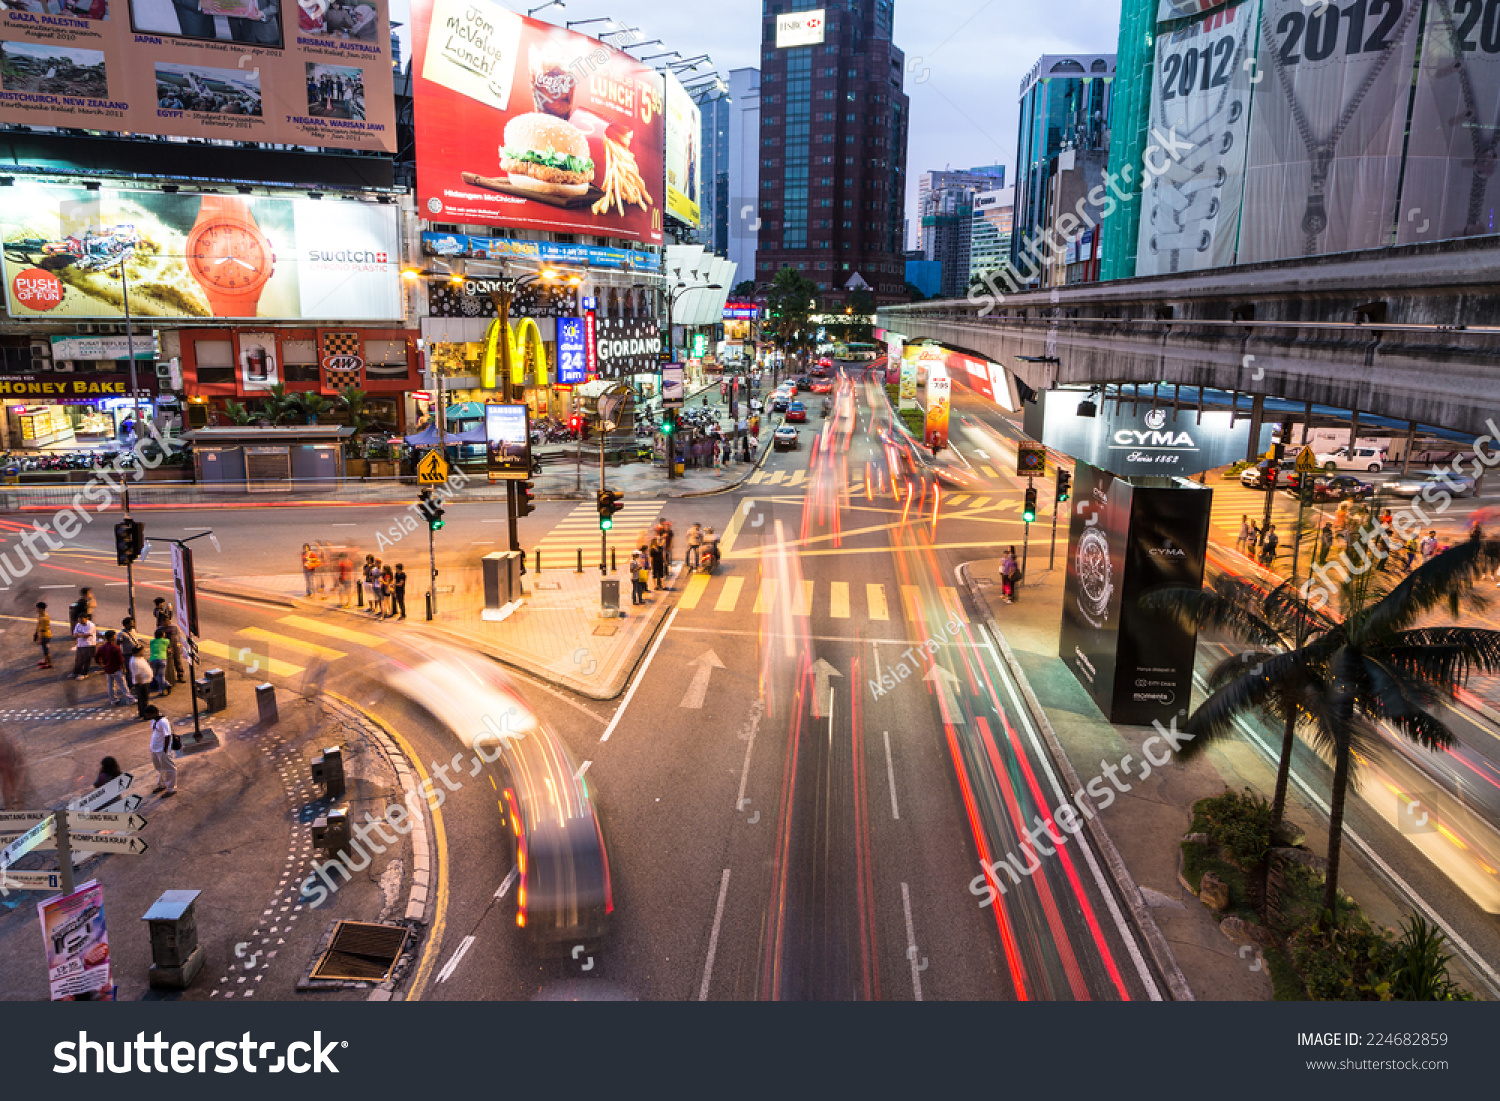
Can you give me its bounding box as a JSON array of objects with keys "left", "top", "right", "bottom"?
[
  {"left": 69, "top": 773, "right": 134, "bottom": 814},
  {"left": 0, "top": 816, "right": 56, "bottom": 869},
  {"left": 1, "top": 775, "right": 146, "bottom": 897}
]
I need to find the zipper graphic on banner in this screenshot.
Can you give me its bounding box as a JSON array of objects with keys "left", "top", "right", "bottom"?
[{"left": 1427, "top": 0, "right": 1500, "bottom": 234}]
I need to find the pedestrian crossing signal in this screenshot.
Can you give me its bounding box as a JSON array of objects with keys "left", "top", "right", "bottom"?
[
  {"left": 114, "top": 518, "right": 144, "bottom": 566},
  {"left": 417, "top": 489, "right": 445, "bottom": 530},
  {"left": 517, "top": 479, "right": 537, "bottom": 518},
  {"left": 1023, "top": 486, "right": 1038, "bottom": 523},
  {"left": 1056, "top": 469, "right": 1071, "bottom": 503},
  {"left": 597, "top": 489, "right": 623, "bottom": 530}
]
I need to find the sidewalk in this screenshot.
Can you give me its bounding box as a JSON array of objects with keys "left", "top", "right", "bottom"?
[
  {"left": 956, "top": 558, "right": 1453, "bottom": 1000},
  {"left": 0, "top": 646, "right": 423, "bottom": 1000},
  {"left": 201, "top": 559, "right": 689, "bottom": 700}
]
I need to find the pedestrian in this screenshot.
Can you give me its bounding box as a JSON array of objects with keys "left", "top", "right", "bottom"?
[
  {"left": 686, "top": 523, "right": 703, "bottom": 570},
  {"left": 629, "top": 550, "right": 646, "bottom": 605},
  {"left": 392, "top": 563, "right": 407, "bottom": 620},
  {"left": 1237, "top": 514, "right": 1252, "bottom": 552},
  {"left": 649, "top": 536, "right": 666, "bottom": 591},
  {"left": 94, "top": 756, "right": 122, "bottom": 788},
  {"left": 379, "top": 566, "right": 394, "bottom": 619},
  {"left": 97, "top": 630, "right": 127, "bottom": 705},
  {"left": 154, "top": 598, "right": 186, "bottom": 684},
  {"left": 71, "top": 611, "right": 97, "bottom": 678},
  {"left": 1260, "top": 524, "right": 1279, "bottom": 565},
  {"left": 1421, "top": 529, "right": 1439, "bottom": 561},
  {"left": 68, "top": 587, "right": 96, "bottom": 632},
  {"left": 1317, "top": 523, "right": 1333, "bottom": 566},
  {"left": 129, "top": 648, "right": 154, "bottom": 720},
  {"left": 33, "top": 601, "right": 53, "bottom": 669},
  {"left": 338, "top": 553, "right": 354, "bottom": 606},
  {"left": 150, "top": 628, "right": 171, "bottom": 696},
  {"left": 302, "top": 542, "right": 320, "bottom": 595},
  {"left": 146, "top": 706, "right": 177, "bottom": 796},
  {"left": 1000, "top": 548, "right": 1019, "bottom": 604},
  {"left": 661, "top": 520, "right": 675, "bottom": 569}
]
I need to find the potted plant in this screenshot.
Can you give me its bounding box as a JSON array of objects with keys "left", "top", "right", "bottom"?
[{"left": 339, "top": 386, "right": 374, "bottom": 477}]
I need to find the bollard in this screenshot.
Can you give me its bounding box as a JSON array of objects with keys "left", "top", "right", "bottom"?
[
  {"left": 311, "top": 744, "right": 345, "bottom": 798},
  {"left": 143, "top": 889, "right": 205, "bottom": 990},
  {"left": 576, "top": 548, "right": 583, "bottom": 574},
  {"left": 255, "top": 683, "right": 278, "bottom": 725},
  {"left": 425, "top": 591, "right": 433, "bottom": 621},
  {"left": 356, "top": 579, "right": 364, "bottom": 607},
  {"left": 535, "top": 548, "right": 541, "bottom": 574},
  {"left": 311, "top": 805, "right": 350, "bottom": 854},
  {"left": 611, "top": 547, "right": 616, "bottom": 572}
]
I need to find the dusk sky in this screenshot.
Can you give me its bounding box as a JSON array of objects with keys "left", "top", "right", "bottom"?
[{"left": 390, "top": 0, "right": 1125, "bottom": 249}]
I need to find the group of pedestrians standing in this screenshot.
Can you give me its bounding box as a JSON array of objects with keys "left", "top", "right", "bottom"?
[
  {"left": 628, "top": 520, "right": 675, "bottom": 605},
  {"left": 1236, "top": 515, "right": 1281, "bottom": 566},
  {"left": 34, "top": 588, "right": 185, "bottom": 719},
  {"left": 361, "top": 555, "right": 406, "bottom": 619}
]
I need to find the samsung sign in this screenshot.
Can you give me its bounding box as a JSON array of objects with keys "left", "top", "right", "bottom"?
[
  {"left": 1026, "top": 390, "right": 1274, "bottom": 478},
  {"left": 776, "top": 8, "right": 826, "bottom": 47}
]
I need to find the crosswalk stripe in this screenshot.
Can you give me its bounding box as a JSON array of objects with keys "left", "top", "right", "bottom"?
[
  {"left": 752, "top": 578, "right": 777, "bottom": 614},
  {"left": 947, "top": 494, "right": 970, "bottom": 505},
  {"left": 197, "top": 638, "right": 303, "bottom": 678},
  {"left": 765, "top": 470, "right": 786, "bottom": 486},
  {"left": 938, "top": 586, "right": 964, "bottom": 624},
  {"left": 787, "top": 470, "right": 807, "bottom": 487},
  {"left": 867, "top": 583, "right": 889, "bottom": 621},
  {"left": 900, "top": 585, "right": 923, "bottom": 628},
  {"left": 237, "top": 627, "right": 345, "bottom": 661},
  {"left": 277, "top": 615, "right": 385, "bottom": 647},
  {"left": 679, "top": 573, "right": 710, "bottom": 611},
  {"left": 797, "top": 579, "right": 814, "bottom": 617},
  {"left": 748, "top": 471, "right": 768, "bottom": 485},
  {"left": 829, "top": 581, "right": 850, "bottom": 619},
  {"left": 981, "top": 464, "right": 998, "bottom": 478},
  {"left": 715, "top": 576, "right": 744, "bottom": 612}
]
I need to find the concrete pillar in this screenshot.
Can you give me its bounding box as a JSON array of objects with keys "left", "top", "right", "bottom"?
[
  {"left": 1246, "top": 393, "right": 1265, "bottom": 461},
  {"left": 1401, "top": 420, "right": 1416, "bottom": 474}
]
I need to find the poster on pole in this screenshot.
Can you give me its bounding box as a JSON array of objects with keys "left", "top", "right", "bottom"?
[
  {"left": 484, "top": 402, "right": 531, "bottom": 482},
  {"left": 661, "top": 362, "right": 685, "bottom": 407},
  {"left": 170, "top": 541, "right": 199, "bottom": 639},
  {"left": 37, "top": 879, "right": 112, "bottom": 1001},
  {"left": 924, "top": 367, "right": 951, "bottom": 450}
]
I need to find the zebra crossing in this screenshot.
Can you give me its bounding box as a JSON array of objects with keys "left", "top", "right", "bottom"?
[
  {"left": 526, "top": 499, "right": 666, "bottom": 564},
  {"left": 675, "top": 573, "right": 963, "bottom": 626},
  {"left": 197, "top": 614, "right": 391, "bottom": 679}
]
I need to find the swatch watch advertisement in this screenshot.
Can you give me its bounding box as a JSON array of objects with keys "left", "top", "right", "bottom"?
[
  {"left": 0, "top": 182, "right": 402, "bottom": 320},
  {"left": 409, "top": 0, "right": 665, "bottom": 242}
]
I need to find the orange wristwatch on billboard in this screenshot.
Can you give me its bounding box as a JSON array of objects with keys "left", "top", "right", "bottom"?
[{"left": 185, "top": 196, "right": 275, "bottom": 317}]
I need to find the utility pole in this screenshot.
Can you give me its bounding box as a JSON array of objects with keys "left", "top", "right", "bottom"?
[
  {"left": 118, "top": 262, "right": 142, "bottom": 622},
  {"left": 1022, "top": 475, "right": 1033, "bottom": 580}
]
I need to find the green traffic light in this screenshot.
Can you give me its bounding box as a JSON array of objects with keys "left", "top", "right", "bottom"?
[
  {"left": 1023, "top": 508, "right": 1036, "bottom": 522},
  {"left": 601, "top": 517, "right": 613, "bottom": 530}
]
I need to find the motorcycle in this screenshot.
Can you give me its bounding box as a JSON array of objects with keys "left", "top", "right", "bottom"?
[{"left": 696, "top": 541, "right": 721, "bottom": 574}]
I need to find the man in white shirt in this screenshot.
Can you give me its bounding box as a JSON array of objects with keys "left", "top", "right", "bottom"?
[
  {"left": 146, "top": 706, "right": 177, "bottom": 796},
  {"left": 71, "top": 613, "right": 97, "bottom": 678}
]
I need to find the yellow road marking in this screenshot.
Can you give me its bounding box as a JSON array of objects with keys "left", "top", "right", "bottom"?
[
  {"left": 787, "top": 469, "right": 807, "bottom": 487},
  {"left": 196, "top": 638, "right": 303, "bottom": 678},
  {"left": 278, "top": 615, "right": 384, "bottom": 647},
  {"left": 679, "top": 573, "right": 710, "bottom": 610},
  {"left": 867, "top": 584, "right": 890, "bottom": 620},
  {"left": 236, "top": 627, "right": 345, "bottom": 661},
  {"left": 716, "top": 576, "right": 745, "bottom": 612},
  {"left": 797, "top": 579, "right": 815, "bottom": 617},
  {"left": 901, "top": 585, "right": 923, "bottom": 629},
  {"left": 752, "top": 578, "right": 777, "bottom": 614},
  {"left": 829, "top": 581, "right": 850, "bottom": 618},
  {"left": 981, "top": 464, "right": 998, "bottom": 478}
]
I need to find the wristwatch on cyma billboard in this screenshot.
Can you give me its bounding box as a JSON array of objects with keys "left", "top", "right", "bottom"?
[{"left": 185, "top": 196, "right": 275, "bottom": 317}]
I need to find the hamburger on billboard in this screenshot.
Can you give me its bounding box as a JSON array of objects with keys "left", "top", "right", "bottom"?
[{"left": 410, "top": 0, "right": 664, "bottom": 242}]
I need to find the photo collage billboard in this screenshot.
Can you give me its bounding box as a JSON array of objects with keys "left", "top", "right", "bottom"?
[
  {"left": 0, "top": 181, "right": 403, "bottom": 319},
  {"left": 0, "top": 0, "right": 395, "bottom": 149},
  {"left": 410, "top": 0, "right": 664, "bottom": 242}
]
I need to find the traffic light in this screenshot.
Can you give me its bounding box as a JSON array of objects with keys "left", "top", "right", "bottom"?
[
  {"left": 1023, "top": 485, "right": 1038, "bottom": 523},
  {"left": 517, "top": 479, "right": 537, "bottom": 518},
  {"left": 596, "top": 489, "right": 623, "bottom": 530},
  {"left": 417, "top": 488, "right": 445, "bottom": 530},
  {"left": 661, "top": 409, "right": 676, "bottom": 436},
  {"left": 113, "top": 518, "right": 144, "bottom": 566},
  {"left": 1056, "top": 469, "right": 1071, "bottom": 503}
]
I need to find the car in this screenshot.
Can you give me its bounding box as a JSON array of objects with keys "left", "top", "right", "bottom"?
[
  {"left": 773, "top": 424, "right": 799, "bottom": 450},
  {"left": 1379, "top": 471, "right": 1478, "bottom": 499},
  {"left": 785, "top": 401, "right": 807, "bottom": 423},
  {"left": 789, "top": 376, "right": 812, "bottom": 390},
  {"left": 1239, "top": 460, "right": 1285, "bottom": 489},
  {"left": 1302, "top": 473, "right": 1375, "bottom": 502},
  {"left": 770, "top": 393, "right": 790, "bottom": 413},
  {"left": 1316, "top": 445, "right": 1387, "bottom": 472},
  {"left": 810, "top": 378, "right": 834, "bottom": 394}
]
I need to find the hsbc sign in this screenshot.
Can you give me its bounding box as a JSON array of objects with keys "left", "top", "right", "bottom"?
[{"left": 776, "top": 8, "right": 826, "bottom": 47}]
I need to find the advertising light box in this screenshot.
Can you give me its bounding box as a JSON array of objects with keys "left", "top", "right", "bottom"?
[
  {"left": 664, "top": 69, "right": 701, "bottom": 227},
  {"left": 410, "top": 0, "right": 664, "bottom": 242},
  {"left": 776, "top": 7, "right": 825, "bottom": 47},
  {"left": 0, "top": 182, "right": 401, "bottom": 320},
  {"left": 0, "top": 0, "right": 395, "bottom": 150}
]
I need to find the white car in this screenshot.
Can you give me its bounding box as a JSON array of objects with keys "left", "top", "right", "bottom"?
[
  {"left": 773, "top": 424, "right": 799, "bottom": 451},
  {"left": 1315, "top": 446, "right": 1387, "bottom": 473}
]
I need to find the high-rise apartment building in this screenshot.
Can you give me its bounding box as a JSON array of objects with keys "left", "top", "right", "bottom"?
[
  {"left": 697, "top": 92, "right": 732, "bottom": 258},
  {"left": 1010, "top": 54, "right": 1114, "bottom": 288},
  {"left": 918, "top": 165, "right": 1004, "bottom": 298},
  {"left": 754, "top": 0, "right": 910, "bottom": 304},
  {"left": 916, "top": 165, "right": 1003, "bottom": 253},
  {"left": 727, "top": 67, "right": 762, "bottom": 288},
  {"left": 968, "top": 186, "right": 1013, "bottom": 286}
]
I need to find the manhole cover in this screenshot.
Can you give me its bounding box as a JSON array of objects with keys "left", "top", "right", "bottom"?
[
  {"left": 593, "top": 623, "right": 619, "bottom": 637},
  {"left": 534, "top": 582, "right": 562, "bottom": 590},
  {"left": 974, "top": 577, "right": 994, "bottom": 587},
  {"left": 310, "top": 921, "right": 408, "bottom": 982}
]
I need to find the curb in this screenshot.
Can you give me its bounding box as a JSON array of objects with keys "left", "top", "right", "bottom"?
[{"left": 957, "top": 562, "right": 1196, "bottom": 1002}]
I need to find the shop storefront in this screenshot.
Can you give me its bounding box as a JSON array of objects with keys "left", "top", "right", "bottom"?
[{"left": 0, "top": 370, "right": 160, "bottom": 450}]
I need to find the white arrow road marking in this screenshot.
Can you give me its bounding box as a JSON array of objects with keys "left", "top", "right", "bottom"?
[
  {"left": 925, "top": 664, "right": 965, "bottom": 725},
  {"left": 810, "top": 658, "right": 842, "bottom": 719},
  {"left": 678, "top": 649, "right": 725, "bottom": 709},
  {"left": 436, "top": 935, "right": 475, "bottom": 984}
]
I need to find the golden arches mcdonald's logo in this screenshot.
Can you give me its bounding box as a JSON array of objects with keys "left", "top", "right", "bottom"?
[{"left": 480, "top": 317, "right": 550, "bottom": 390}]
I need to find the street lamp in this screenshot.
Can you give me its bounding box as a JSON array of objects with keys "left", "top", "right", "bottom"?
[
  {"left": 527, "top": 0, "right": 563, "bottom": 15},
  {"left": 642, "top": 51, "right": 681, "bottom": 63},
  {"left": 669, "top": 54, "right": 711, "bottom": 71},
  {"left": 600, "top": 25, "right": 640, "bottom": 42},
  {"left": 622, "top": 39, "right": 663, "bottom": 51},
  {"left": 567, "top": 16, "right": 613, "bottom": 28}
]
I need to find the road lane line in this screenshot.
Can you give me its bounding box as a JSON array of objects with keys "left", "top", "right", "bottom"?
[
  {"left": 435, "top": 935, "right": 475, "bottom": 984},
  {"left": 698, "top": 868, "right": 732, "bottom": 1001},
  {"left": 600, "top": 606, "right": 679, "bottom": 743},
  {"left": 715, "top": 576, "right": 744, "bottom": 612},
  {"left": 574, "top": 760, "right": 591, "bottom": 781},
  {"left": 884, "top": 730, "right": 900, "bottom": 820},
  {"left": 829, "top": 581, "right": 850, "bottom": 618},
  {"left": 751, "top": 578, "right": 776, "bottom": 614},
  {"left": 900, "top": 882, "right": 923, "bottom": 1002},
  {"left": 734, "top": 702, "right": 762, "bottom": 814},
  {"left": 495, "top": 866, "right": 519, "bottom": 900},
  {"left": 900, "top": 584, "right": 922, "bottom": 628},
  {"left": 678, "top": 573, "right": 710, "bottom": 610},
  {"left": 867, "top": 583, "right": 889, "bottom": 620}
]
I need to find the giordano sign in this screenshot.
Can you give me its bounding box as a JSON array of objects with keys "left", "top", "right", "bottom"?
[{"left": 479, "top": 318, "right": 550, "bottom": 390}]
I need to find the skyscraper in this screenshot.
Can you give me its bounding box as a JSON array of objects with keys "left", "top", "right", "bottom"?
[
  {"left": 968, "top": 186, "right": 1013, "bottom": 287},
  {"left": 727, "top": 67, "right": 762, "bottom": 287},
  {"left": 697, "top": 91, "right": 732, "bottom": 258},
  {"left": 918, "top": 165, "right": 1004, "bottom": 298},
  {"left": 754, "top": 0, "right": 910, "bottom": 304},
  {"left": 916, "top": 165, "right": 1004, "bottom": 253}
]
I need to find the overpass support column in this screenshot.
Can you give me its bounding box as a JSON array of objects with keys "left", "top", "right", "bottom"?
[{"left": 1246, "top": 393, "right": 1266, "bottom": 462}]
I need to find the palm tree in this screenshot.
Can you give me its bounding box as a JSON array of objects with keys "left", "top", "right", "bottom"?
[
  {"left": 261, "top": 382, "right": 298, "bottom": 426},
  {"left": 222, "top": 399, "right": 256, "bottom": 426},
  {"left": 337, "top": 386, "right": 374, "bottom": 435},
  {"left": 297, "top": 394, "right": 334, "bottom": 425},
  {"left": 1151, "top": 532, "right": 1500, "bottom": 923}
]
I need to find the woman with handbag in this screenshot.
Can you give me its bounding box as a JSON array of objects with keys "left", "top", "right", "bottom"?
[
  {"left": 145, "top": 706, "right": 178, "bottom": 796},
  {"left": 1000, "top": 548, "right": 1019, "bottom": 604}
]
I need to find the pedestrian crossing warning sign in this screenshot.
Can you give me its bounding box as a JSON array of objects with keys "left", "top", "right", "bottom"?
[
  {"left": 1294, "top": 446, "right": 1318, "bottom": 474},
  {"left": 418, "top": 449, "right": 449, "bottom": 485}
]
